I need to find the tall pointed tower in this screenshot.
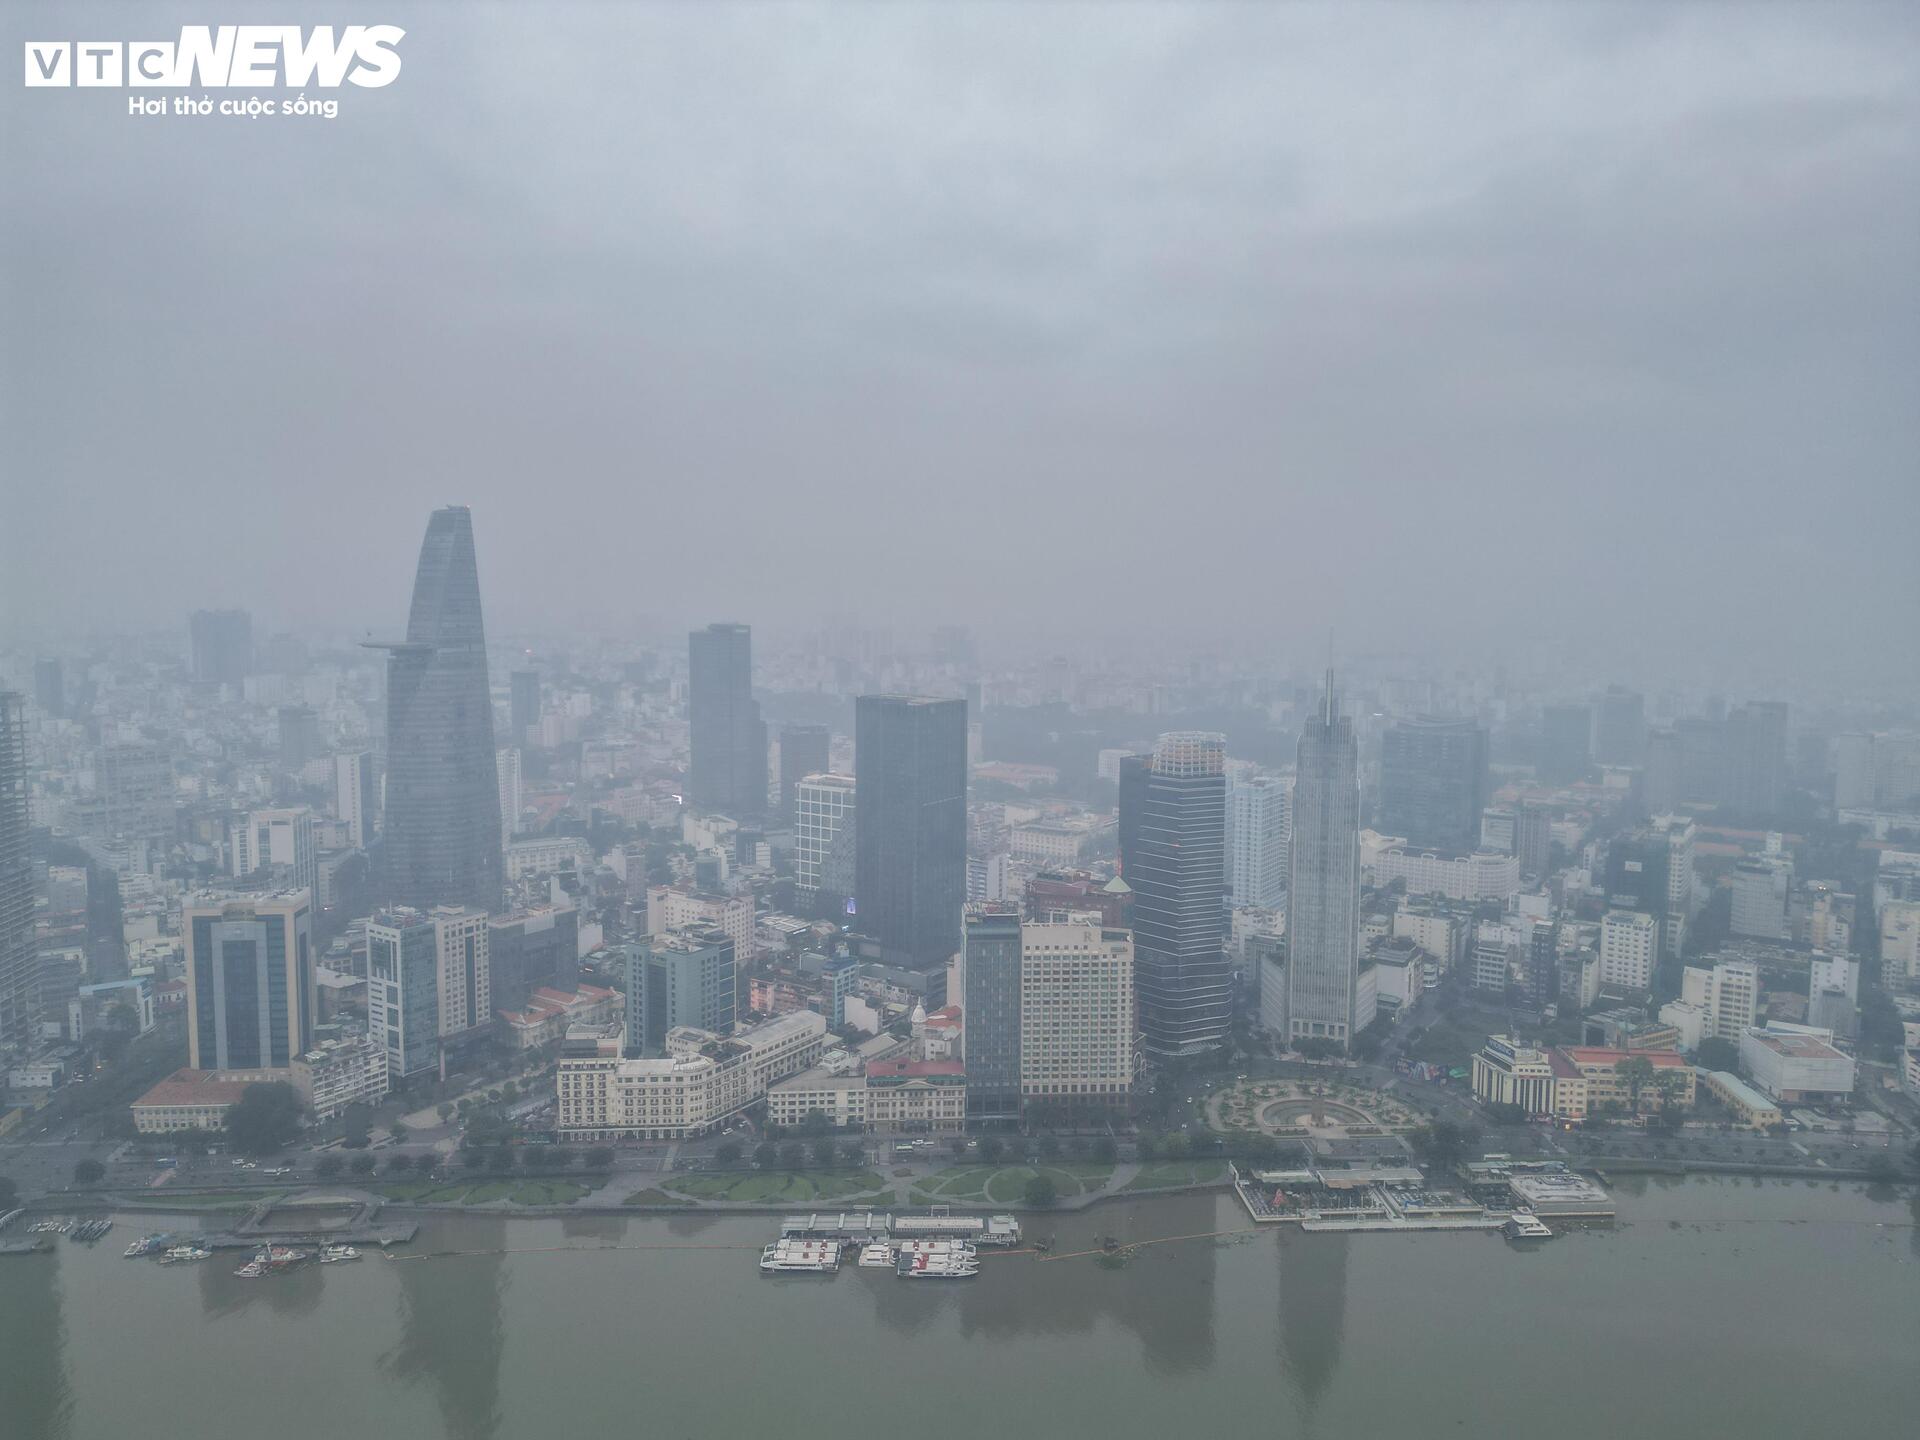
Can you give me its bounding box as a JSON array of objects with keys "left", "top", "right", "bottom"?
[{"left": 368, "top": 507, "right": 503, "bottom": 913}]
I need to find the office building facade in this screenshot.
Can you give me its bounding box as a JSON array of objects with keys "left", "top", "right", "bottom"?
[
  {"left": 184, "top": 890, "right": 315, "bottom": 1071},
  {"left": 0, "top": 694, "right": 36, "bottom": 1049},
  {"left": 1378, "top": 715, "right": 1489, "bottom": 854},
  {"left": 1125, "top": 731, "right": 1231, "bottom": 1057},
  {"left": 1288, "top": 679, "right": 1361, "bottom": 1049},
  {"left": 853, "top": 694, "right": 967, "bottom": 966},
  {"left": 778, "top": 723, "right": 831, "bottom": 823},
  {"left": 1227, "top": 773, "right": 1290, "bottom": 909},
  {"left": 622, "top": 927, "right": 737, "bottom": 1058},
  {"left": 189, "top": 608, "right": 253, "bottom": 687},
  {"left": 369, "top": 506, "right": 504, "bottom": 914},
  {"left": 688, "top": 623, "right": 767, "bottom": 817},
  {"left": 962, "top": 908, "right": 1023, "bottom": 1118},
  {"left": 793, "top": 772, "right": 857, "bottom": 916},
  {"left": 1019, "top": 921, "right": 1135, "bottom": 1113}
]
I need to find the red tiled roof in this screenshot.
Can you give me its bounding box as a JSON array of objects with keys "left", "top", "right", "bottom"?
[{"left": 131, "top": 1069, "right": 260, "bottom": 1109}]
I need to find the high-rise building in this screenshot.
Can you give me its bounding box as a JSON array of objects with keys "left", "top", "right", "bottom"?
[
  {"left": 1378, "top": 715, "right": 1489, "bottom": 854},
  {"left": 1540, "top": 704, "right": 1592, "bottom": 784},
  {"left": 183, "top": 889, "right": 314, "bottom": 1070},
  {"left": 962, "top": 907, "right": 1024, "bottom": 1119},
  {"left": 1725, "top": 701, "right": 1789, "bottom": 817},
  {"left": 1288, "top": 677, "right": 1361, "bottom": 1050},
  {"left": 32, "top": 658, "right": 63, "bottom": 718},
  {"left": 1226, "top": 774, "right": 1290, "bottom": 909},
  {"left": 1675, "top": 716, "right": 1728, "bottom": 806},
  {"left": 1679, "top": 959, "right": 1760, "bottom": 1041},
  {"left": 333, "top": 750, "right": 376, "bottom": 849},
  {"left": 1605, "top": 829, "right": 1670, "bottom": 974},
  {"left": 1116, "top": 752, "right": 1149, "bottom": 876},
  {"left": 88, "top": 743, "right": 175, "bottom": 844},
  {"left": 229, "top": 806, "right": 319, "bottom": 897},
  {"left": 793, "top": 772, "right": 857, "bottom": 916},
  {"left": 688, "top": 623, "right": 767, "bottom": 817},
  {"left": 1126, "top": 731, "right": 1231, "bottom": 1057},
  {"left": 777, "top": 723, "right": 831, "bottom": 824},
  {"left": 621, "top": 927, "right": 736, "bottom": 1058},
  {"left": 366, "top": 908, "right": 442, "bottom": 1080},
  {"left": 1019, "top": 920, "right": 1135, "bottom": 1114},
  {"left": 189, "top": 608, "right": 253, "bottom": 687},
  {"left": 278, "top": 705, "right": 321, "bottom": 770},
  {"left": 496, "top": 747, "right": 523, "bottom": 840},
  {"left": 509, "top": 670, "right": 541, "bottom": 748},
  {"left": 1730, "top": 856, "right": 1792, "bottom": 940},
  {"left": 853, "top": 694, "right": 967, "bottom": 966},
  {"left": 368, "top": 507, "right": 503, "bottom": 914},
  {"left": 1593, "top": 687, "right": 1645, "bottom": 767},
  {"left": 0, "top": 694, "right": 36, "bottom": 1048},
  {"left": 1598, "top": 910, "right": 1657, "bottom": 992},
  {"left": 487, "top": 904, "right": 580, "bottom": 1014},
  {"left": 1516, "top": 802, "right": 1552, "bottom": 882}
]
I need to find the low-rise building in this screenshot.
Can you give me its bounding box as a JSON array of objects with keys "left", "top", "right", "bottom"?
[
  {"left": 1695, "top": 1069, "right": 1784, "bottom": 1130},
  {"left": 290, "top": 1033, "right": 390, "bottom": 1119},
  {"left": 765, "top": 1068, "right": 869, "bottom": 1129},
  {"left": 130, "top": 1067, "right": 285, "bottom": 1133},
  {"left": 556, "top": 1010, "right": 826, "bottom": 1140},
  {"left": 864, "top": 1058, "right": 967, "bottom": 1132},
  {"left": 497, "top": 983, "right": 622, "bottom": 1051},
  {"left": 1738, "top": 1023, "right": 1855, "bottom": 1104}
]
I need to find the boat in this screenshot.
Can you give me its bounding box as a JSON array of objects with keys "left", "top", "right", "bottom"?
[
  {"left": 896, "top": 1250, "right": 978, "bottom": 1279},
  {"left": 159, "top": 1245, "right": 213, "bottom": 1265},
  {"left": 895, "top": 1238, "right": 976, "bottom": 1259},
  {"left": 759, "top": 1239, "right": 842, "bottom": 1274},
  {"left": 319, "top": 1245, "right": 361, "bottom": 1263},
  {"left": 234, "top": 1260, "right": 267, "bottom": 1278},
  {"left": 125, "top": 1233, "right": 174, "bottom": 1258},
  {"left": 857, "top": 1242, "right": 896, "bottom": 1267},
  {"left": 1503, "top": 1214, "right": 1553, "bottom": 1241}
]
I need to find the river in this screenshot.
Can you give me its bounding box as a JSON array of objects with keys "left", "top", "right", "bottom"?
[{"left": 3, "top": 1176, "right": 1916, "bottom": 1440}]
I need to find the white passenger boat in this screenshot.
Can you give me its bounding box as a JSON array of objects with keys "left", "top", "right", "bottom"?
[
  {"left": 759, "top": 1240, "right": 842, "bottom": 1274},
  {"left": 158, "top": 1245, "right": 212, "bottom": 1264},
  {"left": 895, "top": 1238, "right": 977, "bottom": 1260},
  {"left": 1503, "top": 1214, "right": 1553, "bottom": 1241},
  {"left": 896, "top": 1250, "right": 979, "bottom": 1279},
  {"left": 857, "top": 1243, "right": 896, "bottom": 1267},
  {"left": 319, "top": 1245, "right": 361, "bottom": 1263}
]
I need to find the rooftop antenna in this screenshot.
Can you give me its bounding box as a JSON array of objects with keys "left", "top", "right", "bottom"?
[{"left": 1324, "top": 630, "right": 1335, "bottom": 726}]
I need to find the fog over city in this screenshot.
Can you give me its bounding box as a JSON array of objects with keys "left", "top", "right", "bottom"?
[{"left": 5, "top": 1, "right": 1916, "bottom": 682}]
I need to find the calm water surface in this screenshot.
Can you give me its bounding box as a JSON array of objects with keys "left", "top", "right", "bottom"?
[{"left": 3, "top": 1176, "right": 1916, "bottom": 1440}]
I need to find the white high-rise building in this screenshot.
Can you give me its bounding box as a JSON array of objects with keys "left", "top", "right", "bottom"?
[
  {"left": 1881, "top": 900, "right": 1920, "bottom": 984},
  {"left": 793, "top": 772, "right": 856, "bottom": 911},
  {"left": 229, "top": 806, "right": 317, "bottom": 897},
  {"left": 1226, "top": 774, "right": 1291, "bottom": 909},
  {"left": 333, "top": 750, "right": 376, "bottom": 850},
  {"left": 1018, "top": 920, "right": 1135, "bottom": 1111},
  {"left": 1730, "top": 856, "right": 1792, "bottom": 940},
  {"left": 1808, "top": 952, "right": 1859, "bottom": 1005},
  {"left": 1678, "top": 958, "right": 1760, "bottom": 1042},
  {"left": 1649, "top": 814, "right": 1697, "bottom": 958},
  {"left": 497, "top": 747, "right": 523, "bottom": 842},
  {"left": 1598, "top": 910, "right": 1657, "bottom": 992}
]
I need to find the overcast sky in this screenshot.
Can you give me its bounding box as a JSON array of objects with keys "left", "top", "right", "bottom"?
[{"left": 3, "top": 2, "right": 1915, "bottom": 680}]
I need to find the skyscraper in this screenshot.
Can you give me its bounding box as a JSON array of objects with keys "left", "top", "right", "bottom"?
[
  {"left": 0, "top": 694, "right": 37, "bottom": 1048},
  {"left": 1539, "top": 704, "right": 1592, "bottom": 784},
  {"left": 793, "top": 772, "right": 857, "bottom": 916},
  {"left": 189, "top": 608, "right": 253, "bottom": 687},
  {"left": 962, "top": 907, "right": 1024, "bottom": 1119},
  {"left": 1227, "top": 773, "right": 1291, "bottom": 909},
  {"left": 183, "top": 889, "right": 314, "bottom": 1070},
  {"left": 278, "top": 704, "right": 321, "bottom": 769},
  {"left": 853, "top": 694, "right": 967, "bottom": 966},
  {"left": 368, "top": 507, "right": 503, "bottom": 914},
  {"left": 509, "top": 669, "right": 541, "bottom": 748},
  {"left": 1288, "top": 675, "right": 1361, "bottom": 1050},
  {"left": 777, "top": 723, "right": 831, "bottom": 823},
  {"left": 32, "top": 658, "right": 63, "bottom": 718},
  {"left": 334, "top": 750, "right": 377, "bottom": 849},
  {"left": 1725, "top": 701, "right": 1789, "bottom": 817},
  {"left": 1377, "top": 716, "right": 1489, "bottom": 854},
  {"left": 688, "top": 623, "right": 767, "bottom": 817},
  {"left": 1125, "top": 731, "right": 1231, "bottom": 1057},
  {"left": 621, "top": 927, "right": 736, "bottom": 1058},
  {"left": 1593, "top": 686, "right": 1645, "bottom": 767}
]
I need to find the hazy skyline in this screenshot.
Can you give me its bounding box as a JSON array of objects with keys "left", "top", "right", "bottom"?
[{"left": 4, "top": 2, "right": 1916, "bottom": 677}]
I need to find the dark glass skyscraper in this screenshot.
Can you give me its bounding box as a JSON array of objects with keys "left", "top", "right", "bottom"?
[
  {"left": 1725, "top": 701, "right": 1788, "bottom": 816},
  {"left": 189, "top": 608, "right": 253, "bottom": 686},
  {"left": 688, "top": 623, "right": 767, "bottom": 816},
  {"left": 0, "top": 693, "right": 36, "bottom": 1048},
  {"left": 962, "top": 907, "right": 1023, "bottom": 1118},
  {"left": 1377, "top": 715, "right": 1489, "bottom": 854},
  {"left": 1124, "top": 731, "right": 1230, "bottom": 1058},
  {"left": 777, "top": 723, "right": 831, "bottom": 823},
  {"left": 853, "top": 694, "right": 967, "bottom": 966},
  {"left": 509, "top": 669, "right": 541, "bottom": 746},
  {"left": 369, "top": 507, "right": 503, "bottom": 914},
  {"left": 1288, "top": 676, "right": 1360, "bottom": 1050},
  {"left": 1540, "top": 703, "right": 1592, "bottom": 784}
]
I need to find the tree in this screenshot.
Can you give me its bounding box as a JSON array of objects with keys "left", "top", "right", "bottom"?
[
  {"left": 437, "top": 1103, "right": 456, "bottom": 1125},
  {"left": 1038, "top": 1135, "right": 1061, "bottom": 1160},
  {"left": 1617, "top": 1057, "right": 1656, "bottom": 1118},
  {"left": 779, "top": 1141, "right": 805, "bottom": 1171},
  {"left": 839, "top": 1140, "right": 865, "bottom": 1168},
  {"left": 461, "top": 1147, "right": 488, "bottom": 1171},
  {"left": 0, "top": 1175, "right": 18, "bottom": 1210},
  {"left": 1696, "top": 1037, "right": 1740, "bottom": 1072},
  {"left": 1161, "top": 1133, "right": 1191, "bottom": 1160},
  {"left": 73, "top": 1158, "right": 106, "bottom": 1187},
  {"left": 225, "top": 1081, "right": 303, "bottom": 1155},
  {"left": 1023, "top": 1173, "right": 1058, "bottom": 1208},
  {"left": 977, "top": 1136, "right": 1004, "bottom": 1164},
  {"left": 811, "top": 1137, "right": 840, "bottom": 1169},
  {"left": 753, "top": 1142, "right": 779, "bottom": 1169},
  {"left": 1091, "top": 1137, "right": 1117, "bottom": 1164},
  {"left": 349, "top": 1154, "right": 377, "bottom": 1176},
  {"left": 716, "top": 1140, "right": 743, "bottom": 1166},
  {"left": 341, "top": 1105, "right": 371, "bottom": 1148},
  {"left": 584, "top": 1146, "right": 614, "bottom": 1170},
  {"left": 946, "top": 1136, "right": 968, "bottom": 1158},
  {"left": 1409, "top": 1119, "right": 1476, "bottom": 1169},
  {"left": 386, "top": 1153, "right": 414, "bottom": 1173},
  {"left": 389, "top": 1121, "right": 411, "bottom": 1144},
  {"left": 315, "top": 1155, "right": 344, "bottom": 1180},
  {"left": 501, "top": 1081, "right": 519, "bottom": 1104}
]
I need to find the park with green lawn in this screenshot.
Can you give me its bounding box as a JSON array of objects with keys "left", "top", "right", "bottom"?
[
  {"left": 910, "top": 1162, "right": 1114, "bottom": 1206},
  {"left": 659, "top": 1169, "right": 891, "bottom": 1204}
]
